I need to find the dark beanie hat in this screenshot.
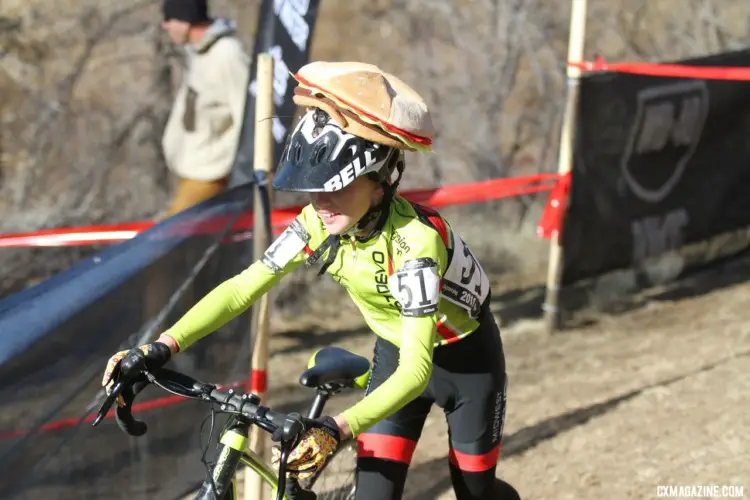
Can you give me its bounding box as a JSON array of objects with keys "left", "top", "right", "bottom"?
[{"left": 162, "top": 0, "right": 210, "bottom": 24}]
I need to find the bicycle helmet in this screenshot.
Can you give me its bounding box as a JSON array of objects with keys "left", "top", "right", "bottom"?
[
  {"left": 273, "top": 61, "right": 434, "bottom": 195},
  {"left": 271, "top": 61, "right": 434, "bottom": 270},
  {"left": 273, "top": 107, "right": 403, "bottom": 193}
]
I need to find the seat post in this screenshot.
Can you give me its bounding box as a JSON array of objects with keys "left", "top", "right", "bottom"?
[{"left": 307, "top": 389, "right": 331, "bottom": 419}]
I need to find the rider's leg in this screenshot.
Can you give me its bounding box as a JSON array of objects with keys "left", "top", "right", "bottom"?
[
  {"left": 433, "top": 307, "right": 511, "bottom": 500},
  {"left": 354, "top": 338, "right": 433, "bottom": 500}
]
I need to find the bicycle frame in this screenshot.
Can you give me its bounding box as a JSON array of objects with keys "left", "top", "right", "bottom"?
[
  {"left": 192, "top": 415, "right": 291, "bottom": 500},
  {"left": 194, "top": 388, "right": 339, "bottom": 500},
  {"left": 240, "top": 450, "right": 285, "bottom": 498}
]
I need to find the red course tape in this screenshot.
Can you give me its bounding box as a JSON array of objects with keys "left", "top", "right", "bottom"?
[
  {"left": 250, "top": 369, "right": 267, "bottom": 394},
  {"left": 537, "top": 171, "right": 571, "bottom": 240},
  {"left": 0, "top": 173, "right": 570, "bottom": 440},
  {"left": 0, "top": 174, "right": 559, "bottom": 248},
  {"left": 0, "top": 380, "right": 247, "bottom": 440},
  {"left": 7, "top": 56, "right": 736, "bottom": 438},
  {"left": 570, "top": 58, "right": 750, "bottom": 81}
]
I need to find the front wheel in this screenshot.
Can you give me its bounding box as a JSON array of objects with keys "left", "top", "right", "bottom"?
[
  {"left": 192, "top": 477, "right": 237, "bottom": 500},
  {"left": 304, "top": 440, "right": 358, "bottom": 500},
  {"left": 225, "top": 481, "right": 236, "bottom": 500}
]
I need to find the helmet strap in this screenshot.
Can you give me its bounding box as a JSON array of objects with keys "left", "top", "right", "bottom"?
[{"left": 349, "top": 154, "right": 404, "bottom": 242}]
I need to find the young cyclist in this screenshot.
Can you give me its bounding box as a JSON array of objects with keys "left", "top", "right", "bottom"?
[{"left": 101, "top": 61, "right": 514, "bottom": 500}]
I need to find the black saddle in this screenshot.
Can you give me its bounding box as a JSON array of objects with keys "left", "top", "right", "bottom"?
[{"left": 299, "top": 346, "right": 370, "bottom": 388}]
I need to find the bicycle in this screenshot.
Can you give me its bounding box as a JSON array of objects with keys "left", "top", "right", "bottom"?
[{"left": 93, "top": 345, "right": 372, "bottom": 500}]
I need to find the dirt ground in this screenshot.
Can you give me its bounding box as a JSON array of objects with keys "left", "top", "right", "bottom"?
[{"left": 229, "top": 254, "right": 750, "bottom": 500}]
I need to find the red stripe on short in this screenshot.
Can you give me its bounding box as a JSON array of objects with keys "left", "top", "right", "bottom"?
[
  {"left": 357, "top": 433, "right": 418, "bottom": 464},
  {"left": 448, "top": 444, "right": 501, "bottom": 472}
]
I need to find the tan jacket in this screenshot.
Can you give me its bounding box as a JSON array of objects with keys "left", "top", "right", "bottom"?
[{"left": 162, "top": 19, "right": 250, "bottom": 182}]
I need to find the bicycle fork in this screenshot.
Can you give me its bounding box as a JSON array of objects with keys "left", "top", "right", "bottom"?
[
  {"left": 195, "top": 419, "right": 248, "bottom": 500},
  {"left": 194, "top": 417, "right": 317, "bottom": 500}
]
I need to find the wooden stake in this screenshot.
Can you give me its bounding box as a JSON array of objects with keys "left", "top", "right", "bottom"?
[
  {"left": 245, "top": 52, "right": 275, "bottom": 500},
  {"left": 543, "top": 0, "right": 588, "bottom": 334}
]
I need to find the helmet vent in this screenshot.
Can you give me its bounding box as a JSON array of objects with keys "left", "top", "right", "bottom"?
[{"left": 311, "top": 143, "right": 328, "bottom": 165}]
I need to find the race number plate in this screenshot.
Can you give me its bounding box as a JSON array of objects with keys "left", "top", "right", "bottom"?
[
  {"left": 389, "top": 258, "right": 441, "bottom": 317},
  {"left": 441, "top": 235, "right": 490, "bottom": 318},
  {"left": 261, "top": 219, "right": 310, "bottom": 273}
]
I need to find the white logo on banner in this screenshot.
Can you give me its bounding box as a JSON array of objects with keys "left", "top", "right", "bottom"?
[
  {"left": 249, "top": 0, "right": 312, "bottom": 146},
  {"left": 632, "top": 208, "right": 689, "bottom": 262},
  {"left": 268, "top": 45, "right": 290, "bottom": 107},
  {"left": 274, "top": 0, "right": 311, "bottom": 51},
  {"left": 620, "top": 80, "right": 709, "bottom": 204},
  {"left": 268, "top": 45, "right": 291, "bottom": 143},
  {"left": 249, "top": 45, "right": 292, "bottom": 144}
]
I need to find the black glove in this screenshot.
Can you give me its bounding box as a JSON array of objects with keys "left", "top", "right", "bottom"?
[{"left": 101, "top": 342, "right": 172, "bottom": 407}]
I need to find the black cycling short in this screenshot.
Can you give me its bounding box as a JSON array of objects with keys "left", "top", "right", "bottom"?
[{"left": 354, "top": 305, "right": 508, "bottom": 500}]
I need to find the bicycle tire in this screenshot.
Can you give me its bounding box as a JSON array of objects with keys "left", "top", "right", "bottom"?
[
  {"left": 191, "top": 477, "right": 239, "bottom": 500},
  {"left": 304, "top": 440, "right": 358, "bottom": 500},
  {"left": 226, "top": 481, "right": 236, "bottom": 500},
  {"left": 229, "top": 466, "right": 285, "bottom": 500}
]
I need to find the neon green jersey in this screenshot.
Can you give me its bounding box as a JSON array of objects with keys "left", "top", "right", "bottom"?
[{"left": 163, "top": 195, "right": 491, "bottom": 436}]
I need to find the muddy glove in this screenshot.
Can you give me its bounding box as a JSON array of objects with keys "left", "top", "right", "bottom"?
[
  {"left": 101, "top": 342, "right": 172, "bottom": 407},
  {"left": 272, "top": 416, "right": 341, "bottom": 480}
]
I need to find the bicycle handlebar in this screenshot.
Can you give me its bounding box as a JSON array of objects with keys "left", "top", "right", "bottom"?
[
  {"left": 91, "top": 348, "right": 315, "bottom": 499},
  {"left": 93, "top": 355, "right": 305, "bottom": 443}
]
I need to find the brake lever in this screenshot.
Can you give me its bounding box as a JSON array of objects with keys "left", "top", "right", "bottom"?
[
  {"left": 92, "top": 379, "right": 126, "bottom": 427},
  {"left": 282, "top": 413, "right": 305, "bottom": 442},
  {"left": 92, "top": 347, "right": 148, "bottom": 428},
  {"left": 276, "top": 437, "right": 294, "bottom": 500}
]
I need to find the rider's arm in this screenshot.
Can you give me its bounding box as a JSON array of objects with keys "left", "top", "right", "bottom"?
[
  {"left": 339, "top": 232, "right": 447, "bottom": 437},
  {"left": 161, "top": 261, "right": 288, "bottom": 351},
  {"left": 339, "top": 314, "right": 436, "bottom": 437},
  {"left": 162, "top": 211, "right": 318, "bottom": 351}
]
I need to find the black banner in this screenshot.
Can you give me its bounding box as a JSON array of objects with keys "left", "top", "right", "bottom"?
[
  {"left": 562, "top": 48, "right": 750, "bottom": 285},
  {"left": 0, "top": 186, "right": 255, "bottom": 499},
  {"left": 229, "top": 0, "right": 322, "bottom": 187}
]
